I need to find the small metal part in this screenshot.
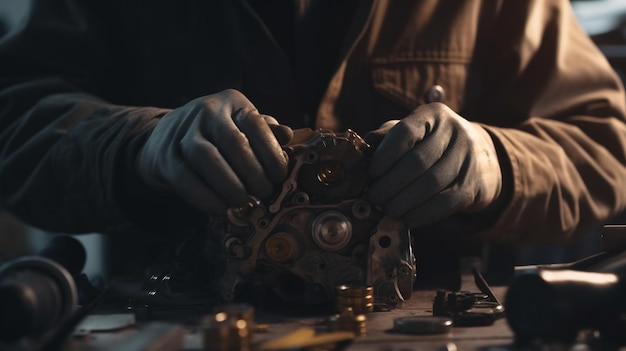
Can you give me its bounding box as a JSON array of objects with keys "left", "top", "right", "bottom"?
[
  {"left": 292, "top": 191, "right": 310, "bottom": 205},
  {"left": 312, "top": 211, "right": 353, "bottom": 251},
  {"left": 472, "top": 267, "right": 505, "bottom": 318},
  {"left": 327, "top": 308, "right": 367, "bottom": 336},
  {"left": 432, "top": 266, "right": 504, "bottom": 326},
  {"left": 0, "top": 256, "right": 78, "bottom": 342},
  {"left": 257, "top": 217, "right": 270, "bottom": 229},
  {"left": 345, "top": 129, "right": 370, "bottom": 151},
  {"left": 305, "top": 150, "right": 319, "bottom": 162},
  {"left": 367, "top": 216, "right": 415, "bottom": 309},
  {"left": 202, "top": 304, "right": 255, "bottom": 351},
  {"left": 351, "top": 200, "right": 372, "bottom": 220},
  {"left": 265, "top": 232, "right": 300, "bottom": 263},
  {"left": 426, "top": 84, "right": 446, "bottom": 103},
  {"left": 433, "top": 291, "right": 476, "bottom": 317},
  {"left": 393, "top": 316, "right": 453, "bottom": 335},
  {"left": 226, "top": 197, "right": 261, "bottom": 227},
  {"left": 224, "top": 237, "right": 247, "bottom": 259},
  {"left": 398, "top": 265, "right": 412, "bottom": 276},
  {"left": 317, "top": 159, "right": 345, "bottom": 185},
  {"left": 335, "top": 285, "right": 374, "bottom": 314},
  {"left": 451, "top": 312, "right": 499, "bottom": 327}
]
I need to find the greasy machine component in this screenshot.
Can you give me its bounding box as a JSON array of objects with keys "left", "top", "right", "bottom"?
[
  {"left": 335, "top": 285, "right": 374, "bottom": 314},
  {"left": 433, "top": 268, "right": 505, "bottom": 327},
  {"left": 506, "top": 227, "right": 626, "bottom": 344},
  {"left": 0, "top": 257, "right": 78, "bottom": 342},
  {"left": 0, "top": 235, "right": 86, "bottom": 343},
  {"left": 327, "top": 308, "right": 368, "bottom": 336},
  {"left": 214, "top": 129, "right": 416, "bottom": 308}
]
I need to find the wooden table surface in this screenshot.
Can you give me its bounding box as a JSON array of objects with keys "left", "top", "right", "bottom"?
[
  {"left": 63, "top": 287, "right": 517, "bottom": 351},
  {"left": 246, "top": 287, "right": 514, "bottom": 351}
]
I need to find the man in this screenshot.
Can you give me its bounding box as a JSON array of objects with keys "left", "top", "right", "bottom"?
[{"left": 1, "top": 0, "right": 625, "bottom": 267}]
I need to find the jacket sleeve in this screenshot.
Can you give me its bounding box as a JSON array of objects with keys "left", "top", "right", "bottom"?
[
  {"left": 478, "top": 0, "right": 626, "bottom": 243},
  {"left": 0, "top": 0, "right": 175, "bottom": 233}
]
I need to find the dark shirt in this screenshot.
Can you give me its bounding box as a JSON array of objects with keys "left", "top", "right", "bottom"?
[{"left": 247, "top": 0, "right": 357, "bottom": 122}]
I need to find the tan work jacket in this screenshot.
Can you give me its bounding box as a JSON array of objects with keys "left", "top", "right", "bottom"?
[{"left": 0, "top": 0, "right": 625, "bottom": 244}]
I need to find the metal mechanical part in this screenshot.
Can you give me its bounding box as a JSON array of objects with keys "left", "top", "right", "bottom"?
[
  {"left": 212, "top": 129, "right": 416, "bottom": 308},
  {"left": 432, "top": 267, "right": 505, "bottom": 327},
  {"left": 312, "top": 211, "right": 353, "bottom": 251},
  {"left": 393, "top": 316, "right": 453, "bottom": 335},
  {"left": 335, "top": 285, "right": 374, "bottom": 314},
  {"left": 327, "top": 308, "right": 367, "bottom": 336},
  {"left": 0, "top": 256, "right": 78, "bottom": 342}
]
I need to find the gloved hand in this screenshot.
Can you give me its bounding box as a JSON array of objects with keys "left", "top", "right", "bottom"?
[
  {"left": 136, "top": 89, "right": 292, "bottom": 216},
  {"left": 366, "top": 103, "right": 504, "bottom": 228}
]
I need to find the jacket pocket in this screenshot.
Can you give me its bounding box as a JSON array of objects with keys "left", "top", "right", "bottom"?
[{"left": 371, "top": 52, "right": 470, "bottom": 112}]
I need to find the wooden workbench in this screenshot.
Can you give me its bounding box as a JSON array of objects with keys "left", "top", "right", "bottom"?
[
  {"left": 246, "top": 287, "right": 513, "bottom": 351},
  {"left": 67, "top": 287, "right": 515, "bottom": 351}
]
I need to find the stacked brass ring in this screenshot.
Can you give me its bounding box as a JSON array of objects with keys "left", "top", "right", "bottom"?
[
  {"left": 335, "top": 285, "right": 374, "bottom": 314},
  {"left": 327, "top": 308, "right": 367, "bottom": 336}
]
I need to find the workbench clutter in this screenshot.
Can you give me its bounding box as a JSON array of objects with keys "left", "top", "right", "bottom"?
[
  {"left": 201, "top": 286, "right": 370, "bottom": 350},
  {"left": 505, "top": 224, "right": 626, "bottom": 345},
  {"left": 3, "top": 213, "right": 626, "bottom": 350},
  {"left": 200, "top": 304, "right": 357, "bottom": 351}
]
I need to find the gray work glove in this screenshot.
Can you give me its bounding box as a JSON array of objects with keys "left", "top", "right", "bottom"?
[
  {"left": 136, "top": 89, "right": 292, "bottom": 216},
  {"left": 366, "top": 103, "right": 503, "bottom": 228}
]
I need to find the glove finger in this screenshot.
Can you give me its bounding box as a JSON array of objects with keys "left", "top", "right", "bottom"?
[
  {"left": 205, "top": 111, "right": 274, "bottom": 199},
  {"left": 192, "top": 90, "right": 275, "bottom": 199},
  {"left": 379, "top": 139, "right": 467, "bottom": 216},
  {"left": 363, "top": 129, "right": 386, "bottom": 150},
  {"left": 235, "top": 111, "right": 290, "bottom": 183},
  {"left": 180, "top": 132, "right": 249, "bottom": 207},
  {"left": 367, "top": 133, "right": 451, "bottom": 205},
  {"left": 376, "top": 159, "right": 456, "bottom": 218},
  {"left": 363, "top": 120, "right": 399, "bottom": 149},
  {"left": 369, "top": 118, "right": 429, "bottom": 178},
  {"left": 263, "top": 115, "right": 294, "bottom": 146},
  {"left": 161, "top": 157, "right": 229, "bottom": 215},
  {"left": 403, "top": 186, "right": 472, "bottom": 228}
]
